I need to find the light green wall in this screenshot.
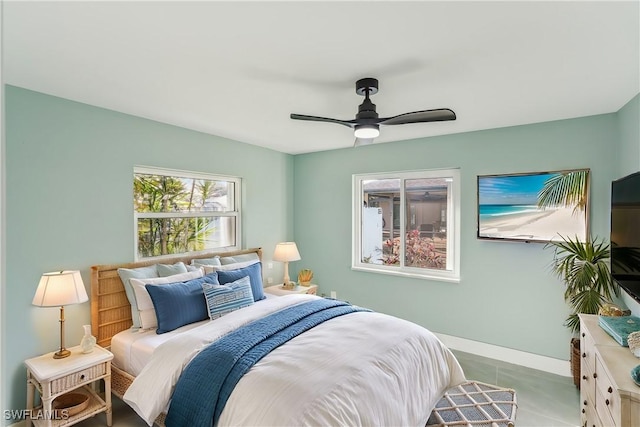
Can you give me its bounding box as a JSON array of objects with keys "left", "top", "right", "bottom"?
[
  {"left": 3, "top": 84, "right": 638, "bottom": 418},
  {"left": 292, "top": 113, "right": 620, "bottom": 361},
  {"left": 2, "top": 86, "right": 294, "bottom": 417}
]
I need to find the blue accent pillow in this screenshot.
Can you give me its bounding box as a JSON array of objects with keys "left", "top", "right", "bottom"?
[
  {"left": 216, "top": 262, "right": 265, "bottom": 301},
  {"left": 202, "top": 276, "right": 255, "bottom": 320},
  {"left": 145, "top": 275, "right": 219, "bottom": 334}
]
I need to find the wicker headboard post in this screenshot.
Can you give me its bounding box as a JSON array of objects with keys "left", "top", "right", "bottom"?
[{"left": 90, "top": 247, "right": 263, "bottom": 348}]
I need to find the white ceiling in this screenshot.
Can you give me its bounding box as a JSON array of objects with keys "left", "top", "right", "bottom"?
[{"left": 4, "top": 1, "right": 639, "bottom": 155}]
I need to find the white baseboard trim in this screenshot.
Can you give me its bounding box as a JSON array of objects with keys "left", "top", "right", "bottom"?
[{"left": 435, "top": 332, "right": 571, "bottom": 378}]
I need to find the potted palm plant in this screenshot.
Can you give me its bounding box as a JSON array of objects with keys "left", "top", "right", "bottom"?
[
  {"left": 548, "top": 235, "right": 618, "bottom": 332},
  {"left": 547, "top": 234, "right": 620, "bottom": 387}
]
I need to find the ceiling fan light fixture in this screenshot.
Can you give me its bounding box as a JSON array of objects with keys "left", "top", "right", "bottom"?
[
  {"left": 354, "top": 125, "right": 379, "bottom": 139},
  {"left": 290, "top": 77, "right": 455, "bottom": 147}
]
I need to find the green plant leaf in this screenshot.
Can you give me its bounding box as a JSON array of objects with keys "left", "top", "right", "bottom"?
[{"left": 546, "top": 234, "right": 617, "bottom": 333}]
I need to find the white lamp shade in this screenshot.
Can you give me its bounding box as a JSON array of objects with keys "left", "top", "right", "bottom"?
[
  {"left": 273, "top": 242, "right": 301, "bottom": 262},
  {"left": 32, "top": 270, "right": 88, "bottom": 307}
]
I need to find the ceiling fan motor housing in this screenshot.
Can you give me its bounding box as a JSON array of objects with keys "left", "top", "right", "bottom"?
[
  {"left": 355, "top": 77, "right": 378, "bottom": 96},
  {"left": 355, "top": 77, "right": 379, "bottom": 122}
]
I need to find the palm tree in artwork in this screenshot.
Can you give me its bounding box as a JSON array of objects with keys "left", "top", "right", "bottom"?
[{"left": 537, "top": 170, "right": 589, "bottom": 213}]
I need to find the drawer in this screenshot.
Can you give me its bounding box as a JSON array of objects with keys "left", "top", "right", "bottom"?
[
  {"left": 581, "top": 362, "right": 596, "bottom": 408},
  {"left": 50, "top": 362, "right": 107, "bottom": 395},
  {"left": 581, "top": 327, "right": 596, "bottom": 372},
  {"left": 581, "top": 395, "right": 595, "bottom": 427},
  {"left": 595, "top": 357, "right": 621, "bottom": 427},
  {"left": 593, "top": 409, "right": 619, "bottom": 427},
  {"left": 595, "top": 391, "right": 618, "bottom": 427}
]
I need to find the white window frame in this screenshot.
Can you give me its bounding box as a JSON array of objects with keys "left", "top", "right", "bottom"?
[
  {"left": 133, "top": 166, "right": 242, "bottom": 260},
  {"left": 352, "top": 168, "right": 460, "bottom": 282}
]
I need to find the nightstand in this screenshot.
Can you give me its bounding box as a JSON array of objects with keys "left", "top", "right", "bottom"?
[
  {"left": 264, "top": 284, "right": 318, "bottom": 296},
  {"left": 25, "top": 345, "right": 113, "bottom": 427}
]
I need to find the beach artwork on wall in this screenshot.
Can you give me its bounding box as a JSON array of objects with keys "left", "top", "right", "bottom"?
[{"left": 477, "top": 169, "right": 590, "bottom": 243}]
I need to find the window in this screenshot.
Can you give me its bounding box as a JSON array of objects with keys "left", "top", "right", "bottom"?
[
  {"left": 352, "top": 168, "right": 460, "bottom": 282},
  {"left": 134, "top": 166, "right": 241, "bottom": 259}
]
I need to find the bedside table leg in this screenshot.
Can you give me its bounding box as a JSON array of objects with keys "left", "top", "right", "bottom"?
[
  {"left": 105, "top": 375, "right": 112, "bottom": 426},
  {"left": 42, "top": 394, "right": 53, "bottom": 427},
  {"left": 26, "top": 378, "right": 34, "bottom": 427}
]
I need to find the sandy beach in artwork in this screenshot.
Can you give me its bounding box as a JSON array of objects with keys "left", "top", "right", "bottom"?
[{"left": 479, "top": 206, "right": 586, "bottom": 241}]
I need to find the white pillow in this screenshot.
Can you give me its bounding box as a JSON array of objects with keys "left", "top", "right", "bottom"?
[
  {"left": 202, "top": 259, "right": 260, "bottom": 275},
  {"left": 129, "top": 269, "right": 203, "bottom": 329}
]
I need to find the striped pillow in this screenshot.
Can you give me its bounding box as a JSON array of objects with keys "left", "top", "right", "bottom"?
[{"left": 202, "top": 276, "right": 254, "bottom": 320}]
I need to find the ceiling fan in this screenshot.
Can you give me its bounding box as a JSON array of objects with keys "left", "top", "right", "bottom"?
[{"left": 290, "top": 77, "right": 456, "bottom": 147}]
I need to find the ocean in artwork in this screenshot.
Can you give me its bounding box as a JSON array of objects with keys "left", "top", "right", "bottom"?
[{"left": 478, "top": 204, "right": 541, "bottom": 219}]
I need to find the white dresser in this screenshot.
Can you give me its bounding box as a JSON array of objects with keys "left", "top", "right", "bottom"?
[{"left": 579, "top": 314, "right": 640, "bottom": 427}]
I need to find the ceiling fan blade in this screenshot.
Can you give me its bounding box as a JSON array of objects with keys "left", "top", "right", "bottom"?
[
  {"left": 290, "top": 113, "right": 354, "bottom": 128},
  {"left": 353, "top": 137, "right": 375, "bottom": 147},
  {"left": 379, "top": 108, "right": 456, "bottom": 126}
]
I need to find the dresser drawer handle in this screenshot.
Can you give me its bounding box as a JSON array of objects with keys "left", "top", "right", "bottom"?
[
  {"left": 582, "top": 352, "right": 586, "bottom": 358},
  {"left": 593, "top": 373, "right": 597, "bottom": 379},
  {"left": 582, "top": 408, "right": 585, "bottom": 414},
  {"left": 605, "top": 399, "right": 610, "bottom": 406},
  {"left": 582, "top": 375, "right": 587, "bottom": 380},
  {"left": 80, "top": 374, "right": 85, "bottom": 380},
  {"left": 582, "top": 332, "right": 585, "bottom": 338},
  {"left": 608, "top": 386, "right": 612, "bottom": 393},
  {"left": 583, "top": 400, "right": 587, "bottom": 406}
]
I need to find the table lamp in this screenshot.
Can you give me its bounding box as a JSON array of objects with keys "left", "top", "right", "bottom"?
[
  {"left": 273, "top": 242, "right": 301, "bottom": 289},
  {"left": 32, "top": 270, "right": 89, "bottom": 359}
]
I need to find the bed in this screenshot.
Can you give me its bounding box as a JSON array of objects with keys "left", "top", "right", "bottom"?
[{"left": 91, "top": 247, "right": 466, "bottom": 426}]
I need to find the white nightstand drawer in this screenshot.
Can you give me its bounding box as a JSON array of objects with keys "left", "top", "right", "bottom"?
[{"left": 50, "top": 362, "right": 107, "bottom": 395}]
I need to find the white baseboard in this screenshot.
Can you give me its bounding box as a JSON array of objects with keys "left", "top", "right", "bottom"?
[{"left": 435, "top": 332, "right": 571, "bottom": 378}]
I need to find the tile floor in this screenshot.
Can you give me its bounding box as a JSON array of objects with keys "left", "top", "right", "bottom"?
[
  {"left": 453, "top": 350, "right": 580, "bottom": 427},
  {"left": 75, "top": 350, "right": 580, "bottom": 427}
]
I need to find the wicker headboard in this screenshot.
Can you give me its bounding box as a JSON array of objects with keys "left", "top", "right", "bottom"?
[{"left": 90, "top": 247, "right": 263, "bottom": 348}]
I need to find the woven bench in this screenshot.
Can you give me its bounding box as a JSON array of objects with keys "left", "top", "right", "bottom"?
[{"left": 427, "top": 381, "right": 517, "bottom": 427}]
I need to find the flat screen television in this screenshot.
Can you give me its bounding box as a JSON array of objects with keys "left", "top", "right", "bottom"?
[
  {"left": 477, "top": 169, "right": 590, "bottom": 243},
  {"left": 611, "top": 171, "right": 640, "bottom": 303}
]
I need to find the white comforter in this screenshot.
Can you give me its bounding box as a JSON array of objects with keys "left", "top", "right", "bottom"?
[{"left": 124, "top": 294, "right": 466, "bottom": 426}]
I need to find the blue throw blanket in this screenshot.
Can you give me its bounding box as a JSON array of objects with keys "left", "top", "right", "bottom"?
[{"left": 165, "top": 298, "right": 369, "bottom": 427}]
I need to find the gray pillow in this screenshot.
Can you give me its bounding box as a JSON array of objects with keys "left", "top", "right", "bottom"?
[
  {"left": 219, "top": 253, "right": 260, "bottom": 265},
  {"left": 117, "top": 265, "right": 159, "bottom": 329},
  {"left": 191, "top": 256, "right": 222, "bottom": 267},
  {"left": 157, "top": 262, "right": 188, "bottom": 277}
]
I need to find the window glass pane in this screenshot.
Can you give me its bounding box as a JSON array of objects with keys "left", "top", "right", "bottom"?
[
  {"left": 134, "top": 173, "right": 232, "bottom": 213},
  {"left": 362, "top": 179, "right": 400, "bottom": 265},
  {"left": 133, "top": 167, "right": 241, "bottom": 259},
  {"left": 404, "top": 178, "right": 447, "bottom": 270},
  {"left": 137, "top": 216, "right": 236, "bottom": 258},
  {"left": 353, "top": 169, "right": 459, "bottom": 281}
]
